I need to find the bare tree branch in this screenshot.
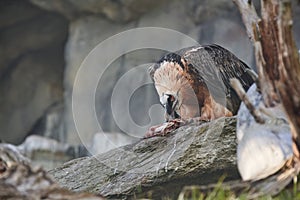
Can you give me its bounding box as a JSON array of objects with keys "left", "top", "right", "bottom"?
[
  {"left": 230, "top": 78, "right": 265, "bottom": 123},
  {"left": 234, "top": 0, "right": 300, "bottom": 150},
  {"left": 276, "top": 0, "right": 300, "bottom": 146}
]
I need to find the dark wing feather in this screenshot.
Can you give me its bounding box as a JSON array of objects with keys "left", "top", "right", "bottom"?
[{"left": 178, "top": 44, "right": 255, "bottom": 114}]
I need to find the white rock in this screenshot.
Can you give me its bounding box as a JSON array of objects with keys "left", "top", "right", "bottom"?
[
  {"left": 236, "top": 84, "right": 293, "bottom": 181},
  {"left": 18, "top": 135, "right": 70, "bottom": 157},
  {"left": 89, "top": 132, "right": 138, "bottom": 155}
]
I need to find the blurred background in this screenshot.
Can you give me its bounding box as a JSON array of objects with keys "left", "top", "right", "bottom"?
[{"left": 0, "top": 0, "right": 300, "bottom": 168}]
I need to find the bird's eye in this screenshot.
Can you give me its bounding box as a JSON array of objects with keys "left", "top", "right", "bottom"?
[
  {"left": 168, "top": 95, "right": 175, "bottom": 102},
  {"left": 167, "top": 94, "right": 175, "bottom": 106}
]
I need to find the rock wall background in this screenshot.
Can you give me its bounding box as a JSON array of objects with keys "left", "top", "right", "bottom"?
[
  {"left": 0, "top": 0, "right": 67, "bottom": 144},
  {"left": 1, "top": 0, "right": 300, "bottom": 149}
]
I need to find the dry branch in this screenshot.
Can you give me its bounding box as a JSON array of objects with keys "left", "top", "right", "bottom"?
[
  {"left": 276, "top": 1, "right": 300, "bottom": 146},
  {"left": 234, "top": 0, "right": 300, "bottom": 152},
  {"left": 230, "top": 78, "right": 265, "bottom": 123}
]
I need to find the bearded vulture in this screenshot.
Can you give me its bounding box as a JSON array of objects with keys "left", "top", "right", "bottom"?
[{"left": 147, "top": 44, "right": 255, "bottom": 137}]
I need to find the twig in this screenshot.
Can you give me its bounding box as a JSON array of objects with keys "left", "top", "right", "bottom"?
[{"left": 230, "top": 78, "right": 265, "bottom": 124}]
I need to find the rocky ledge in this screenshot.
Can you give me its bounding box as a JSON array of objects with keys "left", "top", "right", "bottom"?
[{"left": 49, "top": 116, "right": 239, "bottom": 199}]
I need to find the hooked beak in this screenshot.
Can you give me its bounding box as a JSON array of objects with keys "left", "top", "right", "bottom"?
[{"left": 160, "top": 94, "right": 180, "bottom": 121}]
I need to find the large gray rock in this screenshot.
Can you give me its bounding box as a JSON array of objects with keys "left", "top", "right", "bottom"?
[
  {"left": 17, "top": 135, "right": 75, "bottom": 171},
  {"left": 50, "top": 117, "right": 239, "bottom": 199},
  {"left": 236, "top": 84, "right": 293, "bottom": 181}
]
